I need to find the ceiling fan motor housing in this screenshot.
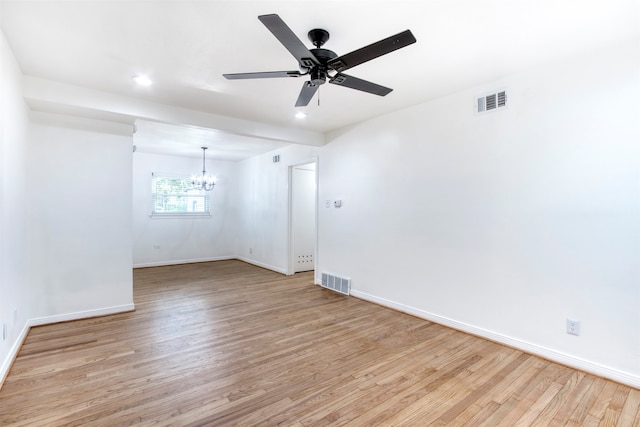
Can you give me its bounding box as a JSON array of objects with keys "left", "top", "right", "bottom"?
[{"left": 309, "top": 47, "right": 337, "bottom": 85}]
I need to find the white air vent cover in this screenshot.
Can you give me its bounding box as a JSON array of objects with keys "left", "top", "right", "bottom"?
[
  {"left": 476, "top": 90, "right": 507, "bottom": 114},
  {"left": 321, "top": 272, "right": 351, "bottom": 295}
]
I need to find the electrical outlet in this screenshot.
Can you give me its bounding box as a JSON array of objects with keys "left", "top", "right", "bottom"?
[
  {"left": 2, "top": 323, "right": 7, "bottom": 341},
  {"left": 566, "top": 318, "right": 580, "bottom": 336},
  {"left": 249, "top": 248, "right": 253, "bottom": 254}
]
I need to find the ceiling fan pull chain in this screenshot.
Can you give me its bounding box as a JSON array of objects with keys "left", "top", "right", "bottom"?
[{"left": 318, "top": 86, "right": 321, "bottom": 106}]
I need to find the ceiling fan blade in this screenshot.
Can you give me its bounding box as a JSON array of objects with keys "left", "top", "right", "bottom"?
[
  {"left": 295, "top": 81, "right": 319, "bottom": 107},
  {"left": 258, "top": 14, "right": 320, "bottom": 69},
  {"left": 328, "top": 30, "right": 416, "bottom": 72},
  {"left": 329, "top": 73, "right": 392, "bottom": 96},
  {"left": 329, "top": 73, "right": 393, "bottom": 96},
  {"left": 223, "top": 71, "right": 303, "bottom": 80}
]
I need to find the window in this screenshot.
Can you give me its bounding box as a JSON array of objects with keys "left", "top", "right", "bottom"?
[{"left": 151, "top": 173, "right": 210, "bottom": 217}]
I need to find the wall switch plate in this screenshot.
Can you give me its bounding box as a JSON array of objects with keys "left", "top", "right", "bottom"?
[{"left": 566, "top": 318, "right": 580, "bottom": 336}]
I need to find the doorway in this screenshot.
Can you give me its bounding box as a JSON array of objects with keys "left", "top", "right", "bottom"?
[{"left": 289, "top": 161, "right": 317, "bottom": 274}]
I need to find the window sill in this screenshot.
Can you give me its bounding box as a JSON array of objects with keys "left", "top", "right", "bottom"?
[{"left": 149, "top": 213, "right": 212, "bottom": 219}]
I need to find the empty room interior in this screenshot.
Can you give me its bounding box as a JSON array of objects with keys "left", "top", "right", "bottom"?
[{"left": 1, "top": 0, "right": 639, "bottom": 425}]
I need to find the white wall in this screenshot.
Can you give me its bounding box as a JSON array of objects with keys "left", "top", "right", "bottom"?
[
  {"left": 132, "top": 151, "right": 237, "bottom": 267},
  {"left": 235, "top": 144, "right": 318, "bottom": 274},
  {"left": 318, "top": 40, "right": 640, "bottom": 386},
  {"left": 1, "top": 29, "right": 134, "bottom": 382},
  {"left": 27, "top": 113, "right": 134, "bottom": 321},
  {"left": 0, "top": 29, "right": 30, "bottom": 382},
  {"left": 133, "top": 145, "right": 321, "bottom": 274}
]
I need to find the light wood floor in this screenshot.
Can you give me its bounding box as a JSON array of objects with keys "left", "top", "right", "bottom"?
[{"left": 1, "top": 260, "right": 638, "bottom": 426}]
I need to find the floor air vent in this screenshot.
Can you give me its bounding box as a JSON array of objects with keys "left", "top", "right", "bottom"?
[
  {"left": 321, "top": 272, "right": 351, "bottom": 295},
  {"left": 476, "top": 90, "right": 507, "bottom": 114}
]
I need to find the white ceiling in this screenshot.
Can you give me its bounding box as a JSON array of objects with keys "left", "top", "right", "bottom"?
[{"left": 1, "top": 0, "right": 638, "bottom": 159}]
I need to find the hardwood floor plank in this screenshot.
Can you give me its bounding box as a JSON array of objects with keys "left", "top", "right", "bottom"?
[
  {"left": 462, "top": 401, "right": 502, "bottom": 426},
  {"left": 477, "top": 396, "right": 521, "bottom": 426},
  {"left": 566, "top": 376, "right": 607, "bottom": 425},
  {"left": 619, "top": 389, "right": 640, "bottom": 426},
  {"left": 0, "top": 260, "right": 638, "bottom": 426},
  {"left": 494, "top": 362, "right": 564, "bottom": 426},
  {"left": 514, "top": 381, "right": 564, "bottom": 426}
]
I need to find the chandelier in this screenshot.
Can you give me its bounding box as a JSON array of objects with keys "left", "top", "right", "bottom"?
[{"left": 191, "top": 147, "right": 216, "bottom": 191}]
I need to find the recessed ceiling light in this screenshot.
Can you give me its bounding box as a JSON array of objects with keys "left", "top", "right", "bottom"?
[
  {"left": 295, "top": 112, "right": 307, "bottom": 119},
  {"left": 132, "top": 75, "right": 153, "bottom": 86}
]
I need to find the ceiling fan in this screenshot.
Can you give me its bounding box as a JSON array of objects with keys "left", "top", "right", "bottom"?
[{"left": 223, "top": 14, "right": 416, "bottom": 107}]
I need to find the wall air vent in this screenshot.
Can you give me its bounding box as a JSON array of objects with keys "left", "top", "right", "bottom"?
[
  {"left": 321, "top": 272, "right": 351, "bottom": 295},
  {"left": 476, "top": 90, "right": 507, "bottom": 114}
]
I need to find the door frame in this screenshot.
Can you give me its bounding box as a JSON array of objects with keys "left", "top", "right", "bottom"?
[{"left": 287, "top": 156, "right": 319, "bottom": 276}]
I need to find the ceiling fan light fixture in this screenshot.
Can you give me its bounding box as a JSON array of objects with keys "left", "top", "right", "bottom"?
[
  {"left": 295, "top": 111, "right": 307, "bottom": 119},
  {"left": 132, "top": 75, "right": 153, "bottom": 86}
]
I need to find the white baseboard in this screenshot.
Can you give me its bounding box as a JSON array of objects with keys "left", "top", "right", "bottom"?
[
  {"left": 236, "top": 256, "right": 288, "bottom": 275},
  {"left": 27, "top": 303, "right": 135, "bottom": 327},
  {"left": 0, "top": 303, "right": 135, "bottom": 390},
  {"left": 133, "top": 256, "right": 234, "bottom": 269},
  {"left": 350, "top": 289, "right": 640, "bottom": 389},
  {"left": 134, "top": 256, "right": 288, "bottom": 276},
  {"left": 0, "top": 322, "right": 30, "bottom": 387}
]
